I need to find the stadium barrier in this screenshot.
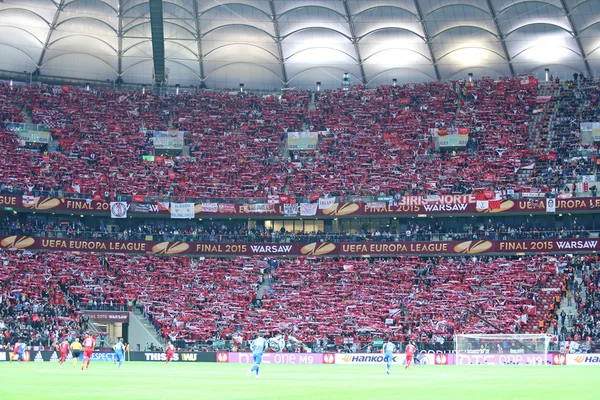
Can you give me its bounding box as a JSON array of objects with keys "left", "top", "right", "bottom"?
[
  {"left": 2, "top": 234, "right": 600, "bottom": 256},
  {"left": 1, "top": 351, "right": 216, "bottom": 363},
  {"left": 3, "top": 193, "right": 600, "bottom": 217},
  {"left": 334, "top": 353, "right": 435, "bottom": 365},
  {"left": 218, "top": 352, "right": 331, "bottom": 364},
  {"left": 452, "top": 353, "right": 552, "bottom": 365},
  {"left": 131, "top": 352, "right": 216, "bottom": 362},
  {"left": 566, "top": 354, "right": 600, "bottom": 365}
]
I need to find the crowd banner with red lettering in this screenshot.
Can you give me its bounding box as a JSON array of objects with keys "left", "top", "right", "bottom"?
[
  {"left": 1, "top": 236, "right": 600, "bottom": 256},
  {"left": 3, "top": 195, "right": 600, "bottom": 218},
  {"left": 318, "top": 197, "right": 336, "bottom": 209}
]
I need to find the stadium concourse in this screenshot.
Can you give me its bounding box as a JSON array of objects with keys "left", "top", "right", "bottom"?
[{"left": 0, "top": 249, "right": 592, "bottom": 352}]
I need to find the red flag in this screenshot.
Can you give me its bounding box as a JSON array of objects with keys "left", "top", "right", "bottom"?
[
  {"left": 483, "top": 190, "right": 495, "bottom": 199},
  {"left": 132, "top": 195, "right": 145, "bottom": 203},
  {"left": 489, "top": 200, "right": 501, "bottom": 209},
  {"left": 309, "top": 193, "right": 320, "bottom": 202}
]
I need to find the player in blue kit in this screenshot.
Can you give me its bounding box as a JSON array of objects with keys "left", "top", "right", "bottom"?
[
  {"left": 247, "top": 333, "right": 267, "bottom": 379},
  {"left": 383, "top": 339, "right": 396, "bottom": 375},
  {"left": 113, "top": 338, "right": 125, "bottom": 368}
]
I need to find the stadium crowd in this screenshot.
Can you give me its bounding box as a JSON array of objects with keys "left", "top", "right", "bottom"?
[
  {"left": 0, "top": 249, "right": 578, "bottom": 351},
  {"left": 0, "top": 76, "right": 596, "bottom": 203}
]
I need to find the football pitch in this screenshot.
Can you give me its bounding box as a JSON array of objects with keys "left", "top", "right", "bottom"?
[{"left": 0, "top": 362, "right": 597, "bottom": 400}]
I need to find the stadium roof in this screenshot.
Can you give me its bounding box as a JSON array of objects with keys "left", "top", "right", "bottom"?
[{"left": 1, "top": 0, "right": 600, "bottom": 90}]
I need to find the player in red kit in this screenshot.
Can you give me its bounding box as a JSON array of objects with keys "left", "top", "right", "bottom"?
[
  {"left": 405, "top": 341, "right": 417, "bottom": 369},
  {"left": 82, "top": 335, "right": 96, "bottom": 370},
  {"left": 165, "top": 342, "right": 175, "bottom": 364},
  {"left": 59, "top": 339, "right": 70, "bottom": 365}
]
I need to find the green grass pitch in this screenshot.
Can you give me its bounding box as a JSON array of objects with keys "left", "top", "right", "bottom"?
[{"left": 0, "top": 362, "right": 597, "bottom": 400}]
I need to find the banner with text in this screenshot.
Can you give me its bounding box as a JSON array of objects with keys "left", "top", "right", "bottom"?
[
  {"left": 5, "top": 195, "right": 600, "bottom": 218},
  {"left": 171, "top": 203, "right": 194, "bottom": 219},
  {"left": 3, "top": 236, "right": 599, "bottom": 256}
]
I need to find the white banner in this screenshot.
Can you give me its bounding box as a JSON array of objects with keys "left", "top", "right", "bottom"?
[
  {"left": 284, "top": 204, "right": 298, "bottom": 216},
  {"left": 546, "top": 198, "right": 556, "bottom": 213},
  {"left": 318, "top": 197, "right": 336, "bottom": 209},
  {"left": 110, "top": 202, "right": 128, "bottom": 218},
  {"left": 581, "top": 175, "right": 595, "bottom": 183},
  {"left": 198, "top": 203, "right": 218, "bottom": 213},
  {"left": 170, "top": 203, "right": 194, "bottom": 219},
  {"left": 300, "top": 203, "right": 318, "bottom": 216},
  {"left": 268, "top": 195, "right": 280, "bottom": 204},
  {"left": 240, "top": 204, "right": 276, "bottom": 213},
  {"left": 476, "top": 200, "right": 489, "bottom": 210},
  {"left": 22, "top": 196, "right": 35, "bottom": 206}
]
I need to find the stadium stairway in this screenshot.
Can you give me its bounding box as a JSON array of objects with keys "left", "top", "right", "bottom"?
[
  {"left": 255, "top": 270, "right": 273, "bottom": 303},
  {"left": 129, "top": 308, "right": 166, "bottom": 351},
  {"left": 522, "top": 274, "right": 563, "bottom": 334}
]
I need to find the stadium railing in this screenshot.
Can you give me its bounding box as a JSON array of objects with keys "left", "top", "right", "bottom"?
[
  {"left": 0, "top": 227, "right": 595, "bottom": 243},
  {"left": 1, "top": 187, "right": 595, "bottom": 206}
]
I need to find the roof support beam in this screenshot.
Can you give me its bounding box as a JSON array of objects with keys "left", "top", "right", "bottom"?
[
  {"left": 116, "top": 0, "right": 124, "bottom": 83},
  {"left": 342, "top": 0, "right": 367, "bottom": 85},
  {"left": 193, "top": 0, "right": 205, "bottom": 87},
  {"left": 35, "top": 0, "right": 65, "bottom": 76},
  {"left": 413, "top": 0, "right": 441, "bottom": 81},
  {"left": 560, "top": 0, "right": 592, "bottom": 78},
  {"left": 149, "top": 0, "right": 166, "bottom": 84},
  {"left": 269, "top": 0, "right": 288, "bottom": 86},
  {"left": 485, "top": 0, "right": 515, "bottom": 77}
]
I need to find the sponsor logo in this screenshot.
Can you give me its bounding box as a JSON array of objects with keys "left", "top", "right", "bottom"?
[
  {"left": 227, "top": 353, "right": 324, "bottom": 364},
  {"left": 50, "top": 352, "right": 59, "bottom": 362},
  {"left": 323, "top": 354, "right": 335, "bottom": 364},
  {"left": 216, "top": 352, "right": 229, "bottom": 363},
  {"left": 180, "top": 353, "right": 197, "bottom": 362},
  {"left": 453, "top": 240, "right": 493, "bottom": 254},
  {"left": 568, "top": 354, "right": 600, "bottom": 365},
  {"left": 151, "top": 242, "right": 190, "bottom": 255},
  {"left": 300, "top": 242, "right": 336, "bottom": 256},
  {"left": 0, "top": 236, "right": 34, "bottom": 249},
  {"left": 552, "top": 354, "right": 566, "bottom": 365},
  {"left": 144, "top": 352, "right": 179, "bottom": 362},
  {"left": 34, "top": 351, "right": 43, "bottom": 362},
  {"left": 435, "top": 354, "right": 448, "bottom": 365},
  {"left": 89, "top": 352, "right": 116, "bottom": 362},
  {"left": 337, "top": 354, "right": 398, "bottom": 364},
  {"left": 322, "top": 203, "right": 360, "bottom": 216}
]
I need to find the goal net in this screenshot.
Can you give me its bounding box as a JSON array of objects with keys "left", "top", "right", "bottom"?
[{"left": 454, "top": 334, "right": 550, "bottom": 365}]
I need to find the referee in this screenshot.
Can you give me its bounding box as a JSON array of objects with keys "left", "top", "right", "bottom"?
[{"left": 70, "top": 338, "right": 83, "bottom": 368}]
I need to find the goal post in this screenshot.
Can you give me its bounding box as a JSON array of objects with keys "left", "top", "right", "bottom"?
[{"left": 454, "top": 334, "right": 550, "bottom": 365}]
